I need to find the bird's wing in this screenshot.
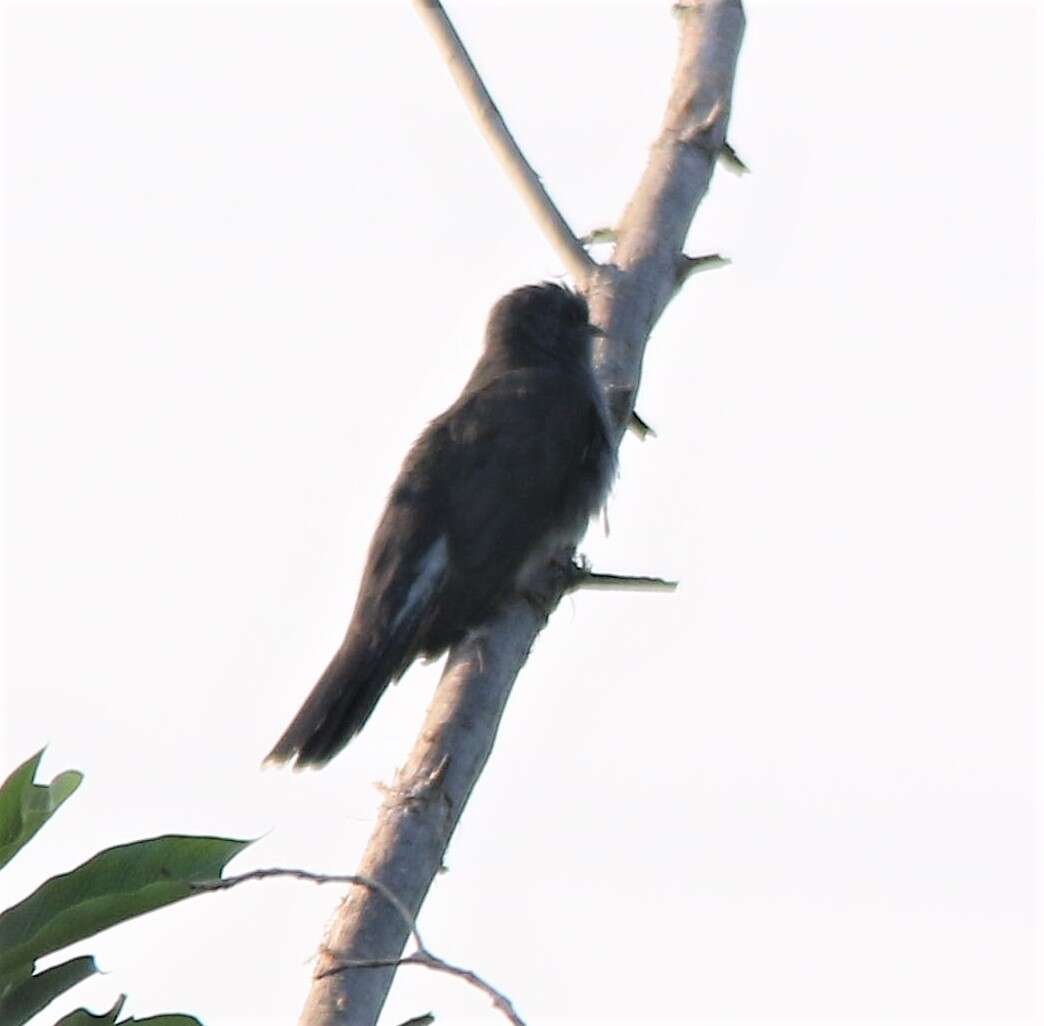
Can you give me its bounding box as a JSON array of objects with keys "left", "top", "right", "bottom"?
[
  {"left": 425, "top": 367, "right": 611, "bottom": 615},
  {"left": 265, "top": 366, "right": 609, "bottom": 768}
]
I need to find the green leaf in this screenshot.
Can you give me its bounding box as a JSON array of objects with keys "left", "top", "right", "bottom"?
[
  {"left": 0, "top": 960, "right": 33, "bottom": 1007},
  {"left": 55, "top": 995, "right": 201, "bottom": 1025},
  {"left": 0, "top": 834, "right": 249, "bottom": 975},
  {"left": 0, "top": 955, "right": 97, "bottom": 1026},
  {"left": 0, "top": 750, "right": 83, "bottom": 871}
]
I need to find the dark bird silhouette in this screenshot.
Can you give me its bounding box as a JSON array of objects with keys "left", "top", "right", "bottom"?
[{"left": 265, "top": 283, "right": 614, "bottom": 769}]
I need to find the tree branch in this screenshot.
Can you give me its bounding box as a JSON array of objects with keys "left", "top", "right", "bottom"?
[
  {"left": 587, "top": 0, "right": 746, "bottom": 440},
  {"left": 297, "top": 3, "right": 744, "bottom": 1024},
  {"left": 296, "top": 602, "right": 546, "bottom": 1026},
  {"left": 410, "top": 0, "right": 595, "bottom": 285}
]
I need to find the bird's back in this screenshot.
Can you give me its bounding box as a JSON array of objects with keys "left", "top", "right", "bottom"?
[{"left": 266, "top": 282, "right": 612, "bottom": 768}]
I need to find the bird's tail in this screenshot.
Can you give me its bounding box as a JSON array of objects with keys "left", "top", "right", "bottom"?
[
  {"left": 264, "top": 638, "right": 396, "bottom": 770},
  {"left": 267, "top": 533, "right": 448, "bottom": 770}
]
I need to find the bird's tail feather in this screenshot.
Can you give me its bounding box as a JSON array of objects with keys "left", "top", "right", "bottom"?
[
  {"left": 264, "top": 635, "right": 407, "bottom": 770},
  {"left": 266, "top": 535, "right": 449, "bottom": 769}
]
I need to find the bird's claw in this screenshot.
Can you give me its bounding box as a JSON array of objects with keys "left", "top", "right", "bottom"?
[{"left": 520, "top": 556, "right": 587, "bottom": 617}]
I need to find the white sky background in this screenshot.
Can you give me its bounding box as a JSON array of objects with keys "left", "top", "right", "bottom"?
[{"left": 1, "top": 1, "right": 1038, "bottom": 1024}]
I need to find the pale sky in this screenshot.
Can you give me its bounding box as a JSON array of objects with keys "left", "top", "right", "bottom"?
[{"left": 2, "top": 2, "right": 1038, "bottom": 1025}]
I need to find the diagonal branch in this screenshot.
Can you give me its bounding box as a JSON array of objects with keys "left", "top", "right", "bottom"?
[
  {"left": 587, "top": 0, "right": 746, "bottom": 436},
  {"left": 410, "top": 0, "right": 595, "bottom": 285},
  {"left": 297, "top": 4, "right": 744, "bottom": 1025},
  {"left": 296, "top": 604, "right": 545, "bottom": 1026}
]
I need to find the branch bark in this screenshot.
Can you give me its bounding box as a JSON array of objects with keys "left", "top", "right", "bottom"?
[
  {"left": 297, "top": 3, "right": 744, "bottom": 1024},
  {"left": 587, "top": 0, "right": 746, "bottom": 442}
]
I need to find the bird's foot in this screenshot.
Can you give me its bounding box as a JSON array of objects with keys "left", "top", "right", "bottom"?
[{"left": 519, "top": 556, "right": 585, "bottom": 619}]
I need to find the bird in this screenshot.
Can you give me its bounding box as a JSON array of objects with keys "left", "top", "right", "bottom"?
[{"left": 265, "top": 282, "right": 615, "bottom": 769}]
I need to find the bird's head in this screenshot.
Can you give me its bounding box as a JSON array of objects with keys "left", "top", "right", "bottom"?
[{"left": 484, "top": 282, "right": 603, "bottom": 367}]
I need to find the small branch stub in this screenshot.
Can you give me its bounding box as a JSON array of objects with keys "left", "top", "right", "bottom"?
[
  {"left": 580, "top": 226, "right": 619, "bottom": 247},
  {"left": 628, "top": 409, "right": 657, "bottom": 439},
  {"left": 572, "top": 570, "right": 678, "bottom": 593},
  {"left": 719, "top": 140, "right": 749, "bottom": 174},
  {"left": 678, "top": 252, "right": 731, "bottom": 286}
]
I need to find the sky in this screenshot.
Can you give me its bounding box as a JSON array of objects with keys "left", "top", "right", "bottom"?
[{"left": 2, "top": 2, "right": 1039, "bottom": 1025}]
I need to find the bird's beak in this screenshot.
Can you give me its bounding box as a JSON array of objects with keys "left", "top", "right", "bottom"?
[{"left": 588, "top": 325, "right": 607, "bottom": 338}]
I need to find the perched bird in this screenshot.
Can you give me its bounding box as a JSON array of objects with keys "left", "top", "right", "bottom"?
[{"left": 266, "top": 282, "right": 615, "bottom": 769}]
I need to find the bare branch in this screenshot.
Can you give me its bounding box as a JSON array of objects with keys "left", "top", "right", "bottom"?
[
  {"left": 588, "top": 0, "right": 746, "bottom": 437},
  {"left": 296, "top": 4, "right": 745, "bottom": 1024},
  {"left": 295, "top": 603, "right": 545, "bottom": 1026},
  {"left": 410, "top": 0, "right": 595, "bottom": 285}
]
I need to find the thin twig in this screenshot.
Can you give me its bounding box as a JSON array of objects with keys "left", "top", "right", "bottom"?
[
  {"left": 196, "top": 867, "right": 526, "bottom": 1026},
  {"left": 410, "top": 0, "right": 595, "bottom": 285},
  {"left": 194, "top": 868, "right": 425, "bottom": 950},
  {"left": 321, "top": 952, "right": 527, "bottom": 1026}
]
